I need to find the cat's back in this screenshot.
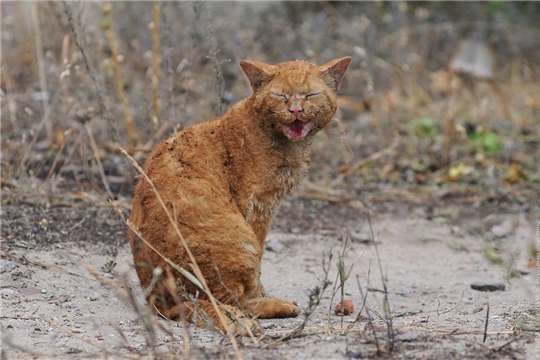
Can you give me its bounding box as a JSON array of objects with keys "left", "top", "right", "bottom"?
[
  {"left": 132, "top": 118, "right": 231, "bottom": 219},
  {"left": 143, "top": 118, "right": 225, "bottom": 180}
]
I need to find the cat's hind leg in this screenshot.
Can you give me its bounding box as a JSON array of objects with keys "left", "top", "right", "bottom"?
[
  {"left": 149, "top": 287, "right": 260, "bottom": 336},
  {"left": 183, "top": 300, "right": 260, "bottom": 336}
]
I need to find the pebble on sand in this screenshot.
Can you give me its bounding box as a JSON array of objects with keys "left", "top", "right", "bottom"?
[{"left": 334, "top": 299, "right": 354, "bottom": 315}]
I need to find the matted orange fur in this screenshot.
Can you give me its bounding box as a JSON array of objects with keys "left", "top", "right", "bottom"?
[{"left": 129, "top": 57, "right": 352, "bottom": 335}]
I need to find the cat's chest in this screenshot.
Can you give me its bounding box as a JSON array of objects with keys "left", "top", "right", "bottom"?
[{"left": 244, "top": 160, "right": 308, "bottom": 223}]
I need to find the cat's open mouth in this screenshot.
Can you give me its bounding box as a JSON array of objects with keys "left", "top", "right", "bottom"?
[{"left": 282, "top": 119, "right": 313, "bottom": 141}]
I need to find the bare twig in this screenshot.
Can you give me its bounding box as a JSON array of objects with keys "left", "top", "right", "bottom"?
[
  {"left": 278, "top": 253, "right": 333, "bottom": 342},
  {"left": 62, "top": 1, "right": 122, "bottom": 144},
  {"left": 295, "top": 191, "right": 370, "bottom": 213},
  {"left": 84, "top": 264, "right": 158, "bottom": 357},
  {"left": 333, "top": 118, "right": 355, "bottom": 168},
  {"left": 264, "top": 325, "right": 515, "bottom": 337},
  {"left": 150, "top": 0, "right": 162, "bottom": 132},
  {"left": 363, "top": 197, "right": 394, "bottom": 353},
  {"left": 437, "top": 290, "right": 464, "bottom": 316},
  {"left": 329, "top": 134, "right": 400, "bottom": 189},
  {"left": 45, "top": 142, "right": 66, "bottom": 181},
  {"left": 206, "top": 5, "right": 229, "bottom": 117},
  {"left": 85, "top": 121, "right": 114, "bottom": 199},
  {"left": 347, "top": 270, "right": 372, "bottom": 330},
  {"left": 0, "top": 250, "right": 93, "bottom": 280},
  {"left": 31, "top": 2, "right": 53, "bottom": 144},
  {"left": 102, "top": 1, "right": 138, "bottom": 148},
  {"left": 483, "top": 303, "right": 490, "bottom": 344},
  {"left": 356, "top": 260, "right": 381, "bottom": 354},
  {"left": 328, "top": 234, "right": 356, "bottom": 329},
  {"left": 42, "top": 317, "right": 141, "bottom": 359},
  {"left": 14, "top": 90, "right": 60, "bottom": 178},
  {"left": 495, "top": 337, "right": 519, "bottom": 351}
]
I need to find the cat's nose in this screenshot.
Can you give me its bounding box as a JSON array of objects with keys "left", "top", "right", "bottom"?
[{"left": 288, "top": 105, "right": 304, "bottom": 119}]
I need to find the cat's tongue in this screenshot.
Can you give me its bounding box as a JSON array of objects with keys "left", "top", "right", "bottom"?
[{"left": 283, "top": 120, "right": 312, "bottom": 141}]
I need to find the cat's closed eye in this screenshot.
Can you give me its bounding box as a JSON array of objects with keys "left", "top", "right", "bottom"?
[
  {"left": 305, "top": 93, "right": 321, "bottom": 99},
  {"left": 271, "top": 93, "right": 289, "bottom": 101}
]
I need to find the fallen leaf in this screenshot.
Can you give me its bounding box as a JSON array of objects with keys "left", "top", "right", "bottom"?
[
  {"left": 447, "top": 163, "right": 472, "bottom": 181},
  {"left": 506, "top": 163, "right": 522, "bottom": 184}
]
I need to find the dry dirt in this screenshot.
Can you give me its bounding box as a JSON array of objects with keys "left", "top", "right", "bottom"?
[{"left": 1, "top": 189, "right": 539, "bottom": 359}]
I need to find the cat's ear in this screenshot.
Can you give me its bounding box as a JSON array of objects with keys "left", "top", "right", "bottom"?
[
  {"left": 240, "top": 60, "right": 274, "bottom": 93},
  {"left": 319, "top": 56, "right": 352, "bottom": 92}
]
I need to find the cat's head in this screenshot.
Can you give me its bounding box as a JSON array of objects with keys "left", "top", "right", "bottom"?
[{"left": 240, "top": 57, "right": 352, "bottom": 142}]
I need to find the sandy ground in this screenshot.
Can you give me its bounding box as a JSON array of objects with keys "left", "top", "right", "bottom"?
[{"left": 1, "top": 196, "right": 538, "bottom": 359}]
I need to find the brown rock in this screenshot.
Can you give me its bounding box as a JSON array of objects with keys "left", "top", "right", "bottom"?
[{"left": 334, "top": 299, "right": 354, "bottom": 316}]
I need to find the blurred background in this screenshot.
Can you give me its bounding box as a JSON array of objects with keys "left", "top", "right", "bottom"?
[{"left": 1, "top": 1, "right": 539, "bottom": 217}]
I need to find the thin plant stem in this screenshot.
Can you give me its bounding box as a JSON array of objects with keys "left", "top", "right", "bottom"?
[
  {"left": 31, "top": 2, "right": 53, "bottom": 144},
  {"left": 150, "top": 0, "right": 162, "bottom": 132},
  {"left": 102, "top": 0, "right": 138, "bottom": 148},
  {"left": 118, "top": 149, "right": 245, "bottom": 360},
  {"left": 85, "top": 121, "right": 114, "bottom": 199},
  {"left": 62, "top": 1, "right": 122, "bottom": 144}
]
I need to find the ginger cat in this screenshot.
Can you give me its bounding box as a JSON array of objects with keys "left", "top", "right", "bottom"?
[{"left": 129, "top": 56, "right": 352, "bottom": 335}]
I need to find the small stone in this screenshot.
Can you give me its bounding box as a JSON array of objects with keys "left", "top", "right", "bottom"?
[
  {"left": 265, "top": 238, "right": 284, "bottom": 252},
  {"left": 348, "top": 231, "right": 373, "bottom": 243},
  {"left": 470, "top": 282, "right": 505, "bottom": 292},
  {"left": 396, "top": 331, "right": 422, "bottom": 342},
  {"left": 0, "top": 259, "right": 17, "bottom": 274},
  {"left": 334, "top": 299, "right": 354, "bottom": 316},
  {"left": 491, "top": 219, "right": 514, "bottom": 238},
  {"left": 395, "top": 286, "right": 410, "bottom": 295},
  {"left": 471, "top": 306, "right": 484, "bottom": 314},
  {"left": 39, "top": 218, "right": 48, "bottom": 229},
  {"left": 345, "top": 349, "right": 362, "bottom": 359},
  {"left": 20, "top": 288, "right": 40, "bottom": 296}
]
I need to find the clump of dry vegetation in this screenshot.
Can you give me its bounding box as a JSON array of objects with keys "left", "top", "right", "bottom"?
[{"left": 2, "top": 2, "right": 539, "bottom": 205}]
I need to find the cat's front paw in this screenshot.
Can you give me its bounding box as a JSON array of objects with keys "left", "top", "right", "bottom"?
[
  {"left": 249, "top": 297, "right": 300, "bottom": 319},
  {"left": 279, "top": 301, "right": 300, "bottom": 318}
]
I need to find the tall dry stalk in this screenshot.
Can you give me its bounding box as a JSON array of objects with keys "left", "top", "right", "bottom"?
[
  {"left": 62, "top": 1, "right": 122, "bottom": 144},
  {"left": 150, "top": 0, "right": 162, "bottom": 132},
  {"left": 119, "top": 148, "right": 245, "bottom": 360},
  {"left": 206, "top": 6, "right": 228, "bottom": 117},
  {"left": 275, "top": 253, "right": 332, "bottom": 342},
  {"left": 31, "top": 2, "right": 53, "bottom": 145},
  {"left": 85, "top": 120, "right": 114, "bottom": 200},
  {"left": 328, "top": 234, "right": 355, "bottom": 329},
  {"left": 363, "top": 198, "right": 394, "bottom": 353},
  {"left": 101, "top": 0, "right": 138, "bottom": 148}
]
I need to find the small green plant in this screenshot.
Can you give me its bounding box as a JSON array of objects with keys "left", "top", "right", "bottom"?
[
  {"left": 482, "top": 244, "right": 503, "bottom": 265},
  {"left": 515, "top": 313, "right": 540, "bottom": 332},
  {"left": 102, "top": 259, "right": 117, "bottom": 274},
  {"left": 411, "top": 117, "right": 436, "bottom": 137},
  {"left": 469, "top": 129, "right": 503, "bottom": 154}
]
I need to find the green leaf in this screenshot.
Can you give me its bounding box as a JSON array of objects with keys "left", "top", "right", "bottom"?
[
  {"left": 469, "top": 130, "right": 502, "bottom": 154},
  {"left": 412, "top": 118, "right": 436, "bottom": 136}
]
